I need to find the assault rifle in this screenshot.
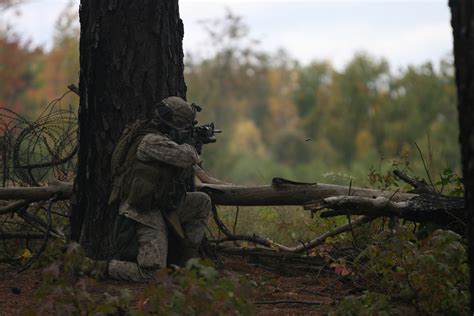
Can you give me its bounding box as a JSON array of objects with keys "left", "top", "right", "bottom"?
[
  {"left": 171, "top": 122, "right": 221, "bottom": 154},
  {"left": 193, "top": 122, "right": 221, "bottom": 143}
]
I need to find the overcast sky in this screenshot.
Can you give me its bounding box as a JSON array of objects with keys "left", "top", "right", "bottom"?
[{"left": 3, "top": 0, "right": 452, "bottom": 70}]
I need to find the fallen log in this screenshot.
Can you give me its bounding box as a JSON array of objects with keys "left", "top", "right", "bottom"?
[
  {"left": 196, "top": 180, "right": 416, "bottom": 206},
  {"left": 320, "top": 194, "right": 465, "bottom": 234},
  {"left": 1, "top": 177, "right": 415, "bottom": 205},
  {"left": 0, "top": 180, "right": 72, "bottom": 201},
  {"left": 196, "top": 172, "right": 464, "bottom": 230},
  {"left": 0, "top": 172, "right": 465, "bottom": 234}
]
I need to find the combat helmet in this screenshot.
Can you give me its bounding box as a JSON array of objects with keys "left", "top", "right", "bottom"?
[{"left": 155, "top": 96, "right": 198, "bottom": 130}]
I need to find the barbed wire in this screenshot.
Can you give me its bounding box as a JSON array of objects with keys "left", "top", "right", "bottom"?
[
  {"left": 0, "top": 91, "right": 77, "bottom": 269},
  {"left": 1, "top": 91, "right": 78, "bottom": 186}
]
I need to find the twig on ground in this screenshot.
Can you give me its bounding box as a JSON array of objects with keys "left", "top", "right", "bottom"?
[{"left": 210, "top": 206, "right": 374, "bottom": 253}]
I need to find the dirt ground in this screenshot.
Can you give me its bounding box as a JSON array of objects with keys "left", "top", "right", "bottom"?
[{"left": 0, "top": 255, "right": 360, "bottom": 315}]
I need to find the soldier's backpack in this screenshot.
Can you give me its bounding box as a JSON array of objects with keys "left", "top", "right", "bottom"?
[{"left": 108, "top": 119, "right": 149, "bottom": 205}]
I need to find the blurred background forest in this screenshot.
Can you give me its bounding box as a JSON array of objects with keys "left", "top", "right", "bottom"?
[{"left": 0, "top": 3, "right": 460, "bottom": 186}]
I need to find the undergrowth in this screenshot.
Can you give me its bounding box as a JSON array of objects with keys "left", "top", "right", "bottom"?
[
  {"left": 10, "top": 156, "right": 468, "bottom": 315},
  {"left": 334, "top": 228, "right": 468, "bottom": 315},
  {"left": 333, "top": 160, "right": 468, "bottom": 315},
  {"left": 23, "top": 243, "right": 255, "bottom": 315}
]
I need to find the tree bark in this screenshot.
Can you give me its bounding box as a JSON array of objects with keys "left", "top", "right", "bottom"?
[
  {"left": 71, "top": 0, "right": 186, "bottom": 257},
  {"left": 449, "top": 0, "right": 474, "bottom": 311}
]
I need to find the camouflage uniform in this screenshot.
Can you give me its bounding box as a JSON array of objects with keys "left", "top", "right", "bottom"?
[{"left": 107, "top": 97, "right": 211, "bottom": 282}]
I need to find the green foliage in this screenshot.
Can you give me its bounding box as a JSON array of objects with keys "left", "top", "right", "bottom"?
[
  {"left": 334, "top": 228, "right": 469, "bottom": 315},
  {"left": 209, "top": 205, "right": 345, "bottom": 247},
  {"left": 0, "top": 28, "right": 43, "bottom": 114},
  {"left": 25, "top": 243, "right": 255, "bottom": 315},
  {"left": 334, "top": 292, "right": 393, "bottom": 316},
  {"left": 185, "top": 13, "right": 460, "bottom": 183},
  {"left": 132, "top": 259, "right": 255, "bottom": 315},
  {"left": 367, "top": 159, "right": 407, "bottom": 191},
  {"left": 436, "top": 167, "right": 463, "bottom": 196}
]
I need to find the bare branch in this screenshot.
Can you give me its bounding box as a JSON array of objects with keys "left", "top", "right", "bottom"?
[
  {"left": 17, "top": 208, "right": 65, "bottom": 239},
  {"left": 414, "top": 142, "right": 436, "bottom": 192},
  {"left": 211, "top": 213, "right": 374, "bottom": 253},
  {"left": 67, "top": 83, "right": 80, "bottom": 96},
  {"left": 0, "top": 200, "right": 30, "bottom": 215},
  {"left": 393, "top": 169, "right": 436, "bottom": 195}
]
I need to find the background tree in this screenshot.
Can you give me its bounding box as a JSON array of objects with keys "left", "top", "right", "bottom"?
[
  {"left": 31, "top": 2, "right": 80, "bottom": 110},
  {"left": 0, "top": 0, "right": 42, "bottom": 116},
  {"left": 71, "top": 0, "right": 186, "bottom": 256},
  {"left": 449, "top": 0, "right": 474, "bottom": 312},
  {"left": 0, "top": 6, "right": 460, "bottom": 187},
  {"left": 0, "top": 31, "right": 41, "bottom": 114}
]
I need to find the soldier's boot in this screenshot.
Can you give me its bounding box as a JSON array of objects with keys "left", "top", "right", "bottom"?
[{"left": 179, "top": 246, "right": 200, "bottom": 266}]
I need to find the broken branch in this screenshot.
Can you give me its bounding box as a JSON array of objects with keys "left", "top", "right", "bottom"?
[
  {"left": 320, "top": 194, "right": 465, "bottom": 234},
  {"left": 0, "top": 200, "right": 30, "bottom": 215}
]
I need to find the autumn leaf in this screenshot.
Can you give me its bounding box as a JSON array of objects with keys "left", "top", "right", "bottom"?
[
  {"left": 20, "top": 248, "right": 32, "bottom": 262},
  {"left": 330, "top": 262, "right": 352, "bottom": 276}
]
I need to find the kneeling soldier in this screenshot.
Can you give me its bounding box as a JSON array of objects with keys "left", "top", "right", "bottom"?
[{"left": 105, "top": 96, "right": 211, "bottom": 282}]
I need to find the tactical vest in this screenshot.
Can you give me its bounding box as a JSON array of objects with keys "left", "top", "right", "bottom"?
[{"left": 109, "top": 125, "right": 187, "bottom": 238}]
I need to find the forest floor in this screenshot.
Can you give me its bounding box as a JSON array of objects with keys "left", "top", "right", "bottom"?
[{"left": 0, "top": 254, "right": 361, "bottom": 315}]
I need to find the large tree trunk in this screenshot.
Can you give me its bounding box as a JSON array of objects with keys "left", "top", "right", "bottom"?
[
  {"left": 449, "top": 0, "right": 474, "bottom": 312},
  {"left": 71, "top": 0, "right": 187, "bottom": 257}
]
